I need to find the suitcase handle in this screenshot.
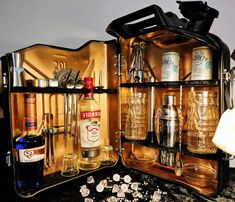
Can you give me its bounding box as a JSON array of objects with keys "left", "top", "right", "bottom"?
[
  {"left": 106, "top": 2, "right": 218, "bottom": 38},
  {"left": 177, "top": 1, "right": 219, "bottom": 34},
  {"left": 106, "top": 5, "right": 171, "bottom": 38}
]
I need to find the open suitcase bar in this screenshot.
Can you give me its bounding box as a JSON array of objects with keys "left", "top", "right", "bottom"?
[
  {"left": 106, "top": 2, "right": 231, "bottom": 197},
  {"left": 1, "top": 40, "right": 120, "bottom": 199},
  {"left": 0, "top": 1, "right": 232, "bottom": 200}
]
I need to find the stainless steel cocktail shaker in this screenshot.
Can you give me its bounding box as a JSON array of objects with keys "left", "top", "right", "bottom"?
[{"left": 156, "top": 94, "right": 179, "bottom": 166}]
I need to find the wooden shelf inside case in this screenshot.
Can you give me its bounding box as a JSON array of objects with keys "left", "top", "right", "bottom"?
[
  {"left": 10, "top": 86, "right": 118, "bottom": 94},
  {"left": 121, "top": 142, "right": 219, "bottom": 197},
  {"left": 121, "top": 137, "right": 223, "bottom": 161},
  {"left": 120, "top": 79, "right": 219, "bottom": 88}
]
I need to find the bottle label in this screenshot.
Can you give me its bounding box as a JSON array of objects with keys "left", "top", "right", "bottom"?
[
  {"left": 24, "top": 93, "right": 37, "bottom": 131},
  {"left": 24, "top": 117, "right": 37, "bottom": 131},
  {"left": 80, "top": 110, "right": 101, "bottom": 120},
  {"left": 18, "top": 145, "right": 45, "bottom": 163},
  {"left": 80, "top": 110, "right": 101, "bottom": 148}
]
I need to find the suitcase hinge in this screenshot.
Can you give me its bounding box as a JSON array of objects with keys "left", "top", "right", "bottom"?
[
  {"left": 2, "top": 72, "right": 8, "bottom": 88},
  {"left": 222, "top": 69, "right": 234, "bottom": 109},
  {"left": 222, "top": 69, "right": 231, "bottom": 82}
]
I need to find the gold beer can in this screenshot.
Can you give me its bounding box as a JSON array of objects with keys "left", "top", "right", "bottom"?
[{"left": 191, "top": 46, "right": 213, "bottom": 80}]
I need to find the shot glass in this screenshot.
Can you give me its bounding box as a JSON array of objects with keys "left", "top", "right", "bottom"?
[
  {"left": 100, "top": 145, "right": 115, "bottom": 165},
  {"left": 61, "top": 153, "right": 79, "bottom": 177}
]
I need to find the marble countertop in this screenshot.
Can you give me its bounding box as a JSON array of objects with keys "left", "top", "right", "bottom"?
[{"left": 27, "top": 163, "right": 235, "bottom": 202}]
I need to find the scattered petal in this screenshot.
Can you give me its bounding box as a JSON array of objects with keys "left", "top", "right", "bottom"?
[
  {"left": 130, "top": 182, "right": 139, "bottom": 191},
  {"left": 100, "top": 179, "right": 108, "bottom": 188},
  {"left": 112, "top": 184, "right": 120, "bottom": 193},
  {"left": 80, "top": 185, "right": 90, "bottom": 197},
  {"left": 96, "top": 183, "right": 104, "bottom": 193},
  {"left": 117, "top": 190, "right": 125, "bottom": 198},
  {"left": 84, "top": 198, "right": 93, "bottom": 202},
  {"left": 106, "top": 196, "right": 118, "bottom": 202},
  {"left": 113, "top": 173, "right": 121, "bottom": 182},
  {"left": 87, "top": 176, "right": 95, "bottom": 184},
  {"left": 123, "top": 175, "right": 132, "bottom": 183},
  {"left": 120, "top": 183, "right": 129, "bottom": 192}
]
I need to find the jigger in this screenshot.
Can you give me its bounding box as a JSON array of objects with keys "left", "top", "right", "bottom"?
[{"left": 11, "top": 52, "right": 25, "bottom": 87}]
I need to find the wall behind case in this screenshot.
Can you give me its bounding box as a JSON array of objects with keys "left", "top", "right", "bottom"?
[{"left": 0, "top": 0, "right": 235, "bottom": 166}]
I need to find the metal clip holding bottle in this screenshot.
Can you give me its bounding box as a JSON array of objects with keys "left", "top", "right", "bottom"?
[{"left": 11, "top": 52, "right": 26, "bottom": 87}]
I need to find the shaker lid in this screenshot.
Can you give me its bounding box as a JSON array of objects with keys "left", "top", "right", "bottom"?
[{"left": 163, "top": 95, "right": 176, "bottom": 106}]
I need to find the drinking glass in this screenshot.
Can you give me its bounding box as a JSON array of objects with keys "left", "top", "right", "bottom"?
[
  {"left": 100, "top": 145, "right": 115, "bottom": 165},
  {"left": 61, "top": 153, "right": 79, "bottom": 177},
  {"left": 124, "top": 92, "right": 148, "bottom": 140},
  {"left": 187, "top": 90, "right": 219, "bottom": 154}
]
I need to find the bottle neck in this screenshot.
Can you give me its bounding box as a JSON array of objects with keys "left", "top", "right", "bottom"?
[
  {"left": 83, "top": 77, "right": 94, "bottom": 99},
  {"left": 23, "top": 94, "right": 37, "bottom": 134},
  {"left": 84, "top": 91, "right": 94, "bottom": 99}
]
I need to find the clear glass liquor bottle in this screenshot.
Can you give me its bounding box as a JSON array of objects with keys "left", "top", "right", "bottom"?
[
  {"left": 78, "top": 77, "right": 101, "bottom": 170},
  {"left": 14, "top": 93, "right": 45, "bottom": 191}
]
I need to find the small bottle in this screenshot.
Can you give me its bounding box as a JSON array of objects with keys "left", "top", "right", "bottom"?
[
  {"left": 156, "top": 95, "right": 179, "bottom": 167},
  {"left": 14, "top": 94, "right": 45, "bottom": 191},
  {"left": 78, "top": 77, "right": 101, "bottom": 170}
]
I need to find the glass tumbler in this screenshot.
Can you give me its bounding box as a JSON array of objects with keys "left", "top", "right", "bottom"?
[
  {"left": 187, "top": 90, "right": 219, "bottom": 154},
  {"left": 124, "top": 92, "right": 148, "bottom": 140},
  {"left": 61, "top": 153, "right": 79, "bottom": 177},
  {"left": 100, "top": 145, "right": 115, "bottom": 165}
]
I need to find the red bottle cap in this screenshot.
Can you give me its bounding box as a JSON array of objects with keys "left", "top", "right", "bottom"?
[
  {"left": 84, "top": 77, "right": 93, "bottom": 89},
  {"left": 84, "top": 77, "right": 94, "bottom": 97}
]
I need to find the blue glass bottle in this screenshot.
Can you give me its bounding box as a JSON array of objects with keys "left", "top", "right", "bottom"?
[{"left": 14, "top": 94, "right": 45, "bottom": 191}]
